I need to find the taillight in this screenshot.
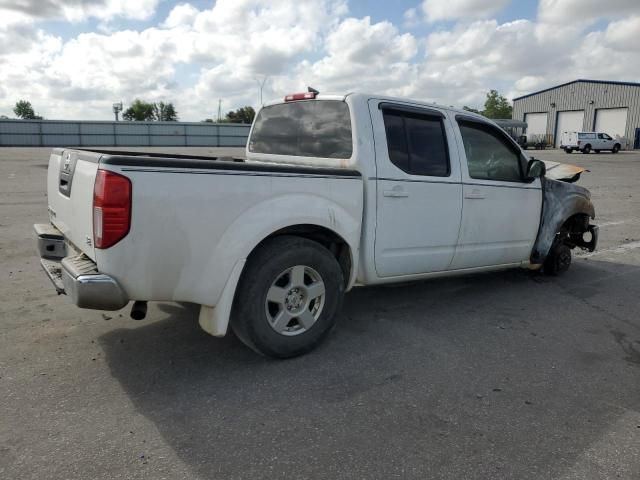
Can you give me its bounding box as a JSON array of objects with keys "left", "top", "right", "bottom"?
[{"left": 93, "top": 170, "right": 131, "bottom": 249}]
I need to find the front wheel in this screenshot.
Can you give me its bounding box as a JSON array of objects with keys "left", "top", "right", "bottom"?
[
  {"left": 231, "top": 236, "right": 344, "bottom": 358},
  {"left": 612, "top": 144, "right": 620, "bottom": 153},
  {"left": 544, "top": 243, "right": 572, "bottom": 276}
]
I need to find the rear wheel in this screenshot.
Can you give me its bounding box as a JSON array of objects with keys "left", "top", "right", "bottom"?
[
  {"left": 582, "top": 144, "right": 591, "bottom": 154},
  {"left": 612, "top": 144, "right": 620, "bottom": 153},
  {"left": 564, "top": 148, "right": 572, "bottom": 154},
  {"left": 544, "top": 243, "right": 572, "bottom": 276},
  {"left": 595, "top": 150, "right": 600, "bottom": 154},
  {"left": 231, "top": 236, "right": 344, "bottom": 358}
]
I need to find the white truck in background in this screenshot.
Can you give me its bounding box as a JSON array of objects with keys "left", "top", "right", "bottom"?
[
  {"left": 560, "top": 131, "right": 622, "bottom": 154},
  {"left": 36, "top": 90, "right": 598, "bottom": 358}
]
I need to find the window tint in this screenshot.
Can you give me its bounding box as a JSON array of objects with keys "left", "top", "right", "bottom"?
[
  {"left": 382, "top": 109, "right": 450, "bottom": 177},
  {"left": 249, "top": 101, "right": 352, "bottom": 159},
  {"left": 598, "top": 133, "right": 604, "bottom": 139},
  {"left": 458, "top": 121, "right": 523, "bottom": 182}
]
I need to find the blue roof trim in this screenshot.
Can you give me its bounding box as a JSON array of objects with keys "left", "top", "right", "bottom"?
[{"left": 513, "top": 79, "right": 640, "bottom": 101}]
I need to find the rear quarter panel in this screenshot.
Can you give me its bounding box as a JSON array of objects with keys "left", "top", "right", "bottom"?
[{"left": 95, "top": 165, "right": 363, "bottom": 306}]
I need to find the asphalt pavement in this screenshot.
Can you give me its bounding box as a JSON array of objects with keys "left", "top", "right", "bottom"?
[{"left": 1, "top": 147, "right": 639, "bottom": 479}]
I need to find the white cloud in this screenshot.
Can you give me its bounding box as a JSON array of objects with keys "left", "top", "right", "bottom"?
[
  {"left": 162, "top": 3, "right": 199, "bottom": 29},
  {"left": 604, "top": 16, "right": 640, "bottom": 51},
  {"left": 1, "top": 0, "right": 640, "bottom": 120},
  {"left": 0, "top": 0, "right": 160, "bottom": 22},
  {"left": 280, "top": 17, "right": 418, "bottom": 97},
  {"left": 403, "top": 7, "right": 421, "bottom": 28},
  {"left": 538, "top": 0, "right": 640, "bottom": 24},
  {"left": 421, "top": 0, "right": 510, "bottom": 22}
]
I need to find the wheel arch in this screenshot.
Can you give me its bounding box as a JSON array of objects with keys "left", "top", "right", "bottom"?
[
  {"left": 249, "top": 224, "right": 355, "bottom": 291},
  {"left": 530, "top": 179, "right": 595, "bottom": 264},
  {"left": 197, "top": 194, "right": 362, "bottom": 338}
]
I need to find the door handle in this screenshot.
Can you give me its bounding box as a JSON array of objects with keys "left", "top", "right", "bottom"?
[
  {"left": 464, "top": 190, "right": 486, "bottom": 200},
  {"left": 383, "top": 189, "right": 409, "bottom": 198}
]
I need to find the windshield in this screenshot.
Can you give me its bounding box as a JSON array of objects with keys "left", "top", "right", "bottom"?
[{"left": 249, "top": 100, "right": 353, "bottom": 159}]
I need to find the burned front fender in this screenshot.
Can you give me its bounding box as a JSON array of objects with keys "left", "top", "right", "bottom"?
[{"left": 531, "top": 177, "right": 595, "bottom": 264}]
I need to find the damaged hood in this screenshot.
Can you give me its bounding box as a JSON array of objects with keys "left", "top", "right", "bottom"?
[{"left": 543, "top": 161, "right": 589, "bottom": 183}]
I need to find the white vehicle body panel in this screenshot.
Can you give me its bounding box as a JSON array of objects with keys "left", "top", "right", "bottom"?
[
  {"left": 47, "top": 149, "right": 97, "bottom": 260},
  {"left": 95, "top": 164, "right": 363, "bottom": 307},
  {"left": 367, "top": 99, "right": 463, "bottom": 277},
  {"left": 450, "top": 120, "right": 542, "bottom": 269}
]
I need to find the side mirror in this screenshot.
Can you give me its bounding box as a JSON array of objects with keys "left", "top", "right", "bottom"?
[{"left": 526, "top": 158, "right": 546, "bottom": 180}]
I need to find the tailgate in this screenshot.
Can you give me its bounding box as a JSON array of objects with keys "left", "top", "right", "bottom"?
[{"left": 47, "top": 149, "right": 101, "bottom": 261}]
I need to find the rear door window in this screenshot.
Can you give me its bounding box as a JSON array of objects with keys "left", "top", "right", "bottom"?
[
  {"left": 382, "top": 108, "right": 450, "bottom": 177},
  {"left": 249, "top": 101, "right": 352, "bottom": 159}
]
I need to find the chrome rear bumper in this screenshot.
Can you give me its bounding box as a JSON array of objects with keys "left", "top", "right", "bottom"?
[{"left": 35, "top": 224, "right": 129, "bottom": 311}]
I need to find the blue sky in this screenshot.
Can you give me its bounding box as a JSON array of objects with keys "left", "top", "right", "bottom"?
[{"left": 1, "top": 0, "right": 638, "bottom": 120}]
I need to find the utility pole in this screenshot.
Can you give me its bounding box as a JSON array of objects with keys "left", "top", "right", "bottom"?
[{"left": 217, "top": 99, "right": 222, "bottom": 123}]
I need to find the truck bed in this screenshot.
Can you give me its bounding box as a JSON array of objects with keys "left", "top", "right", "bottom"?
[{"left": 46, "top": 148, "right": 363, "bottom": 308}]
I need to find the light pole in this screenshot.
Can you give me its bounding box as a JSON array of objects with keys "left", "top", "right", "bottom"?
[
  {"left": 112, "top": 102, "right": 123, "bottom": 121},
  {"left": 255, "top": 76, "right": 269, "bottom": 106}
]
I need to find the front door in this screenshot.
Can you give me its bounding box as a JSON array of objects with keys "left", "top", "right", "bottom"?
[
  {"left": 450, "top": 117, "right": 543, "bottom": 269},
  {"left": 369, "top": 100, "right": 463, "bottom": 277}
]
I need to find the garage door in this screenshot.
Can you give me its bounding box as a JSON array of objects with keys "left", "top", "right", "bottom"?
[
  {"left": 555, "top": 110, "right": 584, "bottom": 147},
  {"left": 524, "top": 113, "right": 548, "bottom": 144},
  {"left": 595, "top": 108, "right": 628, "bottom": 140}
]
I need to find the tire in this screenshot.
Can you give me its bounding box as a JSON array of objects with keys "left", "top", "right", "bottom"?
[
  {"left": 544, "top": 243, "right": 572, "bottom": 276},
  {"left": 595, "top": 150, "right": 600, "bottom": 154},
  {"left": 582, "top": 144, "right": 591, "bottom": 154},
  {"left": 564, "top": 148, "right": 572, "bottom": 154},
  {"left": 231, "top": 236, "right": 344, "bottom": 358},
  {"left": 612, "top": 144, "right": 620, "bottom": 154}
]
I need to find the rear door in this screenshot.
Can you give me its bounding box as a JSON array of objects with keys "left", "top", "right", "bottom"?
[
  {"left": 450, "top": 117, "right": 542, "bottom": 269},
  {"left": 369, "top": 101, "right": 463, "bottom": 277}
]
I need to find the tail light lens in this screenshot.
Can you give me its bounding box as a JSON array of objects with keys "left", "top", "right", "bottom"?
[{"left": 93, "top": 170, "right": 131, "bottom": 249}]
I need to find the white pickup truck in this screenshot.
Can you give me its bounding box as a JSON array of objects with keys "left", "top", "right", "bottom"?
[
  {"left": 36, "top": 91, "right": 599, "bottom": 358},
  {"left": 560, "top": 131, "right": 622, "bottom": 154}
]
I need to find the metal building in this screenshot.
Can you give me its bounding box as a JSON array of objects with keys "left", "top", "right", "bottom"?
[
  {"left": 0, "top": 119, "right": 251, "bottom": 147},
  {"left": 512, "top": 79, "right": 640, "bottom": 149}
]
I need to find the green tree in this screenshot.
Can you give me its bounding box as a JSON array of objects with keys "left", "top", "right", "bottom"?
[
  {"left": 153, "top": 102, "right": 178, "bottom": 121},
  {"left": 123, "top": 99, "right": 156, "bottom": 121},
  {"left": 482, "top": 90, "right": 512, "bottom": 119},
  {"left": 13, "top": 100, "right": 42, "bottom": 119},
  {"left": 224, "top": 106, "right": 256, "bottom": 124}
]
